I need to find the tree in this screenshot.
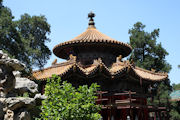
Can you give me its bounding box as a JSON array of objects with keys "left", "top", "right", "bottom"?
[
  {"left": 0, "top": 1, "right": 51, "bottom": 71},
  {"left": 170, "top": 83, "right": 180, "bottom": 120},
  {"left": 38, "top": 75, "right": 101, "bottom": 120},
  {"left": 169, "top": 101, "right": 180, "bottom": 120},
  {"left": 172, "top": 83, "right": 180, "bottom": 90},
  {"left": 128, "top": 22, "right": 171, "bottom": 72},
  {"left": 128, "top": 22, "right": 172, "bottom": 118}
]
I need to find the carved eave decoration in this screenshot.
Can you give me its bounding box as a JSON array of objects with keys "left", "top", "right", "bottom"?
[{"left": 33, "top": 57, "right": 168, "bottom": 82}]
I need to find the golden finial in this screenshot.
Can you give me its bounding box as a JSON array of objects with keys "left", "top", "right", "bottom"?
[{"left": 88, "top": 11, "right": 96, "bottom": 28}]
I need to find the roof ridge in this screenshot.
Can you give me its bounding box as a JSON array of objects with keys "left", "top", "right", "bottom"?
[
  {"left": 134, "top": 66, "right": 168, "bottom": 76},
  {"left": 33, "top": 59, "right": 168, "bottom": 81},
  {"left": 33, "top": 60, "right": 75, "bottom": 73}
]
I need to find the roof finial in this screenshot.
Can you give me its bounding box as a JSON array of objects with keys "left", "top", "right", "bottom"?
[{"left": 88, "top": 11, "right": 96, "bottom": 28}]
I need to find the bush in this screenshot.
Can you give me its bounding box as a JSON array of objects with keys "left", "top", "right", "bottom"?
[{"left": 37, "top": 75, "right": 101, "bottom": 120}]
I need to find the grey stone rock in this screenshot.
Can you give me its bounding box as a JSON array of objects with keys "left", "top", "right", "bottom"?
[
  {"left": 34, "top": 93, "right": 47, "bottom": 105},
  {"left": 13, "top": 71, "right": 21, "bottom": 78},
  {"left": 0, "top": 64, "right": 16, "bottom": 98},
  {"left": 0, "top": 95, "right": 45, "bottom": 119},
  {"left": 0, "top": 97, "right": 35, "bottom": 111},
  {"left": 0, "top": 50, "right": 25, "bottom": 71},
  {"left": 0, "top": 50, "right": 4, "bottom": 58},
  {"left": 0, "top": 50, "right": 44, "bottom": 119},
  {"left": 14, "top": 109, "right": 31, "bottom": 120},
  {"left": 0, "top": 50, "right": 10, "bottom": 60},
  {"left": 34, "top": 93, "right": 47, "bottom": 100},
  {"left": 0, "top": 100, "right": 5, "bottom": 119},
  {"left": 0, "top": 59, "right": 25, "bottom": 71},
  {"left": 15, "top": 77, "right": 38, "bottom": 96},
  {"left": 4, "top": 109, "right": 14, "bottom": 120}
]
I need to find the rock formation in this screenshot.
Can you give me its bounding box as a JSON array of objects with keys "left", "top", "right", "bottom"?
[
  {"left": 13, "top": 71, "right": 38, "bottom": 97},
  {"left": 0, "top": 50, "right": 44, "bottom": 120}
]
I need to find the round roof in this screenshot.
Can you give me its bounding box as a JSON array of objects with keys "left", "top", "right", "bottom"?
[{"left": 53, "top": 12, "right": 132, "bottom": 59}]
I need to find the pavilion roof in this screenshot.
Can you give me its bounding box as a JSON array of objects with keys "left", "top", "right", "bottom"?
[
  {"left": 33, "top": 59, "right": 168, "bottom": 82},
  {"left": 53, "top": 12, "right": 132, "bottom": 59},
  {"left": 53, "top": 27, "right": 132, "bottom": 59}
]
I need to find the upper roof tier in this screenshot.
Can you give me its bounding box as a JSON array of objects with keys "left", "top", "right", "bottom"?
[{"left": 53, "top": 12, "right": 132, "bottom": 59}]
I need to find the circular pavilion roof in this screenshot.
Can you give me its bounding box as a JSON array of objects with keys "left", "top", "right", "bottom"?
[{"left": 53, "top": 12, "right": 132, "bottom": 59}]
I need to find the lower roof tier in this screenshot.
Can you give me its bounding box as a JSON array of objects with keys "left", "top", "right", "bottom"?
[{"left": 33, "top": 57, "right": 168, "bottom": 82}]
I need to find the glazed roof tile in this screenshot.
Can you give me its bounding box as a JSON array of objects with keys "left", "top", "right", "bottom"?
[
  {"left": 110, "top": 62, "right": 127, "bottom": 74},
  {"left": 33, "top": 63, "right": 74, "bottom": 80},
  {"left": 70, "top": 28, "right": 119, "bottom": 42},
  {"left": 132, "top": 67, "right": 168, "bottom": 81},
  {"left": 33, "top": 60, "right": 168, "bottom": 82},
  {"left": 53, "top": 27, "right": 132, "bottom": 59}
]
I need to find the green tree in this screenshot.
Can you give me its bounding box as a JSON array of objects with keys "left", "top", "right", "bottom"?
[
  {"left": 172, "top": 83, "right": 180, "bottom": 90},
  {"left": 0, "top": 1, "right": 51, "bottom": 71},
  {"left": 170, "top": 101, "right": 180, "bottom": 120},
  {"left": 169, "top": 65, "right": 180, "bottom": 119},
  {"left": 129, "top": 22, "right": 171, "bottom": 72},
  {"left": 128, "top": 22, "right": 172, "bottom": 118},
  {"left": 170, "top": 83, "right": 180, "bottom": 120},
  {"left": 38, "top": 75, "right": 101, "bottom": 120}
]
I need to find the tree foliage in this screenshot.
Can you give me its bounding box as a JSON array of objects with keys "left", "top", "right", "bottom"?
[
  {"left": 0, "top": 1, "right": 51, "bottom": 71},
  {"left": 38, "top": 75, "right": 101, "bottom": 120},
  {"left": 172, "top": 83, "right": 180, "bottom": 90},
  {"left": 129, "top": 22, "right": 173, "bottom": 118},
  {"left": 170, "top": 101, "right": 180, "bottom": 120},
  {"left": 170, "top": 84, "right": 180, "bottom": 120},
  {"left": 129, "top": 22, "right": 171, "bottom": 72}
]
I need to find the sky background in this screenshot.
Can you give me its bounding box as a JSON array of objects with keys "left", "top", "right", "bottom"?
[{"left": 4, "top": 0, "right": 180, "bottom": 84}]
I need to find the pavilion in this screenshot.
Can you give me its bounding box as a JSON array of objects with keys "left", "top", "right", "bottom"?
[{"left": 33, "top": 12, "right": 168, "bottom": 120}]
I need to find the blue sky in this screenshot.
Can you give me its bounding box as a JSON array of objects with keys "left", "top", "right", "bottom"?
[{"left": 4, "top": 0, "right": 180, "bottom": 84}]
